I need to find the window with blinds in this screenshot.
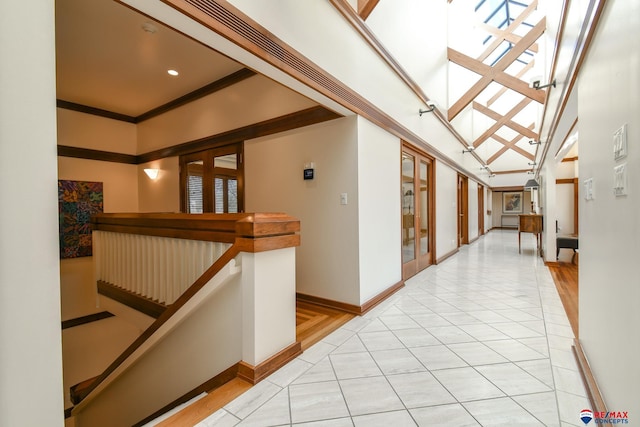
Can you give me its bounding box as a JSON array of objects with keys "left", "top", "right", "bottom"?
[{"left": 179, "top": 143, "right": 243, "bottom": 213}]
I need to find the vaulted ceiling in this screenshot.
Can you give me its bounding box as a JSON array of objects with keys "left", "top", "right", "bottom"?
[
  {"left": 56, "top": 0, "right": 560, "bottom": 181},
  {"left": 446, "top": 0, "right": 553, "bottom": 177}
]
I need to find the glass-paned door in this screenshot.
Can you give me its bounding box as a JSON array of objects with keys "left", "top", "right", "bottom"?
[
  {"left": 402, "top": 146, "right": 434, "bottom": 279},
  {"left": 213, "top": 153, "right": 239, "bottom": 213},
  {"left": 180, "top": 142, "right": 244, "bottom": 213}
]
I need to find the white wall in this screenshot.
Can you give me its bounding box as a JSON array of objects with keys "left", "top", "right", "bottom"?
[
  {"left": 556, "top": 182, "right": 575, "bottom": 235},
  {"left": 136, "top": 74, "right": 317, "bottom": 153},
  {"left": 57, "top": 109, "right": 137, "bottom": 154},
  {"left": 226, "top": 0, "right": 489, "bottom": 182},
  {"left": 138, "top": 157, "right": 180, "bottom": 213},
  {"left": 244, "top": 117, "right": 361, "bottom": 305},
  {"left": 435, "top": 162, "right": 458, "bottom": 260},
  {"left": 356, "top": 117, "right": 402, "bottom": 304},
  {"left": 57, "top": 112, "right": 140, "bottom": 320},
  {"left": 577, "top": 0, "right": 640, "bottom": 411},
  {"left": 0, "top": 1, "right": 64, "bottom": 425}
]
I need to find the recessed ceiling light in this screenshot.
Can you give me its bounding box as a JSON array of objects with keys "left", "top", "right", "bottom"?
[{"left": 167, "top": 69, "right": 179, "bottom": 76}]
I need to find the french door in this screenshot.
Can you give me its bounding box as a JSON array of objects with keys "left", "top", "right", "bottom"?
[
  {"left": 402, "top": 147, "right": 434, "bottom": 279},
  {"left": 457, "top": 174, "right": 468, "bottom": 246},
  {"left": 180, "top": 143, "right": 244, "bottom": 213}
]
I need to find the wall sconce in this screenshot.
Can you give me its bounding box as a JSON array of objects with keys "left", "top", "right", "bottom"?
[
  {"left": 418, "top": 101, "right": 436, "bottom": 116},
  {"left": 529, "top": 140, "right": 541, "bottom": 145},
  {"left": 144, "top": 168, "right": 160, "bottom": 180},
  {"left": 462, "top": 146, "right": 474, "bottom": 153}
]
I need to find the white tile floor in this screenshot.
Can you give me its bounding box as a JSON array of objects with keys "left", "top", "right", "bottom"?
[{"left": 197, "top": 230, "right": 589, "bottom": 426}]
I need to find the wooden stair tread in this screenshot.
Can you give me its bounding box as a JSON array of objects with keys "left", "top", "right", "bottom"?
[{"left": 155, "top": 378, "right": 252, "bottom": 427}]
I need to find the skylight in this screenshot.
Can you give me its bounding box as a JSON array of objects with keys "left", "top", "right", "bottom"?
[{"left": 475, "top": 0, "right": 536, "bottom": 66}]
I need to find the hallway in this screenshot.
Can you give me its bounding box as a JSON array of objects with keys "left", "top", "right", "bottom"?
[{"left": 188, "top": 230, "right": 588, "bottom": 426}]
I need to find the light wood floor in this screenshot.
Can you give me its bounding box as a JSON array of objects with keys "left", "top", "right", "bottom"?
[
  {"left": 296, "top": 300, "right": 355, "bottom": 350},
  {"left": 154, "top": 300, "right": 354, "bottom": 426},
  {"left": 548, "top": 252, "right": 579, "bottom": 337}
]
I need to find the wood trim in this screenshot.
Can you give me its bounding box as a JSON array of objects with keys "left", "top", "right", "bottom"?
[
  {"left": 56, "top": 99, "right": 137, "bottom": 123},
  {"left": 435, "top": 247, "right": 459, "bottom": 265},
  {"left": 556, "top": 178, "right": 574, "bottom": 184},
  {"left": 562, "top": 156, "right": 578, "bottom": 162},
  {"left": 136, "top": 68, "right": 256, "bottom": 122},
  {"left": 138, "top": 106, "right": 340, "bottom": 163},
  {"left": 237, "top": 341, "right": 302, "bottom": 384},
  {"left": 492, "top": 169, "right": 532, "bottom": 175},
  {"left": 132, "top": 364, "right": 240, "bottom": 427},
  {"left": 58, "top": 107, "right": 340, "bottom": 165},
  {"left": 296, "top": 293, "right": 362, "bottom": 315},
  {"left": 573, "top": 339, "right": 607, "bottom": 414},
  {"left": 98, "top": 281, "right": 166, "bottom": 319},
  {"left": 360, "top": 281, "right": 405, "bottom": 314},
  {"left": 91, "top": 212, "right": 301, "bottom": 249},
  {"left": 297, "top": 281, "right": 405, "bottom": 316},
  {"left": 574, "top": 178, "right": 579, "bottom": 232},
  {"left": 492, "top": 186, "right": 525, "bottom": 192},
  {"left": 357, "top": 0, "right": 380, "bottom": 20},
  {"left": 57, "top": 145, "right": 138, "bottom": 164},
  {"left": 61, "top": 311, "right": 114, "bottom": 330}
]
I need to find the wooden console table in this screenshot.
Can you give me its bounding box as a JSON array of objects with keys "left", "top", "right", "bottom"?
[{"left": 518, "top": 214, "right": 543, "bottom": 254}]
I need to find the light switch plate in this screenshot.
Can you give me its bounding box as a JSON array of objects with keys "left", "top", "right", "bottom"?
[
  {"left": 613, "top": 124, "right": 628, "bottom": 161},
  {"left": 613, "top": 163, "right": 627, "bottom": 196},
  {"left": 584, "top": 178, "right": 594, "bottom": 200}
]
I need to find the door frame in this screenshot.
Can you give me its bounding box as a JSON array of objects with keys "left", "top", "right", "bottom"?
[
  {"left": 478, "top": 183, "right": 485, "bottom": 236},
  {"left": 401, "top": 144, "right": 435, "bottom": 280},
  {"left": 457, "top": 174, "right": 469, "bottom": 247}
]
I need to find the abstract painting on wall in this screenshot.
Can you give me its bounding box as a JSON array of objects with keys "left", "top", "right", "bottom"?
[{"left": 58, "top": 180, "right": 103, "bottom": 259}]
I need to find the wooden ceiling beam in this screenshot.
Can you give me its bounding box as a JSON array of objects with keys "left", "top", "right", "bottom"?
[
  {"left": 487, "top": 123, "right": 536, "bottom": 164},
  {"left": 478, "top": 24, "right": 539, "bottom": 55},
  {"left": 473, "top": 97, "right": 531, "bottom": 147},
  {"left": 473, "top": 102, "right": 538, "bottom": 139},
  {"left": 487, "top": 131, "right": 535, "bottom": 164},
  {"left": 492, "top": 169, "right": 532, "bottom": 175},
  {"left": 448, "top": 18, "right": 546, "bottom": 121},
  {"left": 449, "top": 49, "right": 544, "bottom": 103},
  {"left": 487, "top": 60, "right": 535, "bottom": 107}
]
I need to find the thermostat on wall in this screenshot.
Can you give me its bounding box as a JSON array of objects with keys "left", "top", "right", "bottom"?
[{"left": 304, "top": 162, "right": 315, "bottom": 180}]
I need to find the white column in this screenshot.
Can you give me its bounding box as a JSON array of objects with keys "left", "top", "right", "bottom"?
[
  {"left": 240, "top": 248, "right": 297, "bottom": 366},
  {"left": 0, "top": 1, "right": 64, "bottom": 426}
]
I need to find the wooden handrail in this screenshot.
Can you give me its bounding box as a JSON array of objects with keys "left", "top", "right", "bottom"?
[
  {"left": 73, "top": 213, "right": 300, "bottom": 405},
  {"left": 91, "top": 212, "right": 300, "bottom": 243}
]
